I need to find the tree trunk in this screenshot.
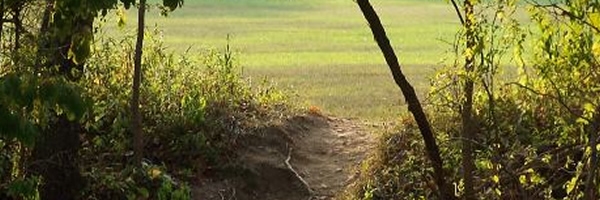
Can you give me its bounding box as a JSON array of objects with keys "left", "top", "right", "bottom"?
[
  {"left": 1, "top": 0, "right": 4, "bottom": 44},
  {"left": 461, "top": 0, "right": 476, "bottom": 199},
  {"left": 584, "top": 105, "right": 600, "bottom": 199},
  {"left": 31, "top": 115, "right": 85, "bottom": 200},
  {"left": 356, "top": 0, "right": 455, "bottom": 199},
  {"left": 461, "top": 0, "right": 477, "bottom": 199},
  {"left": 35, "top": 0, "right": 53, "bottom": 73},
  {"left": 131, "top": 0, "right": 146, "bottom": 165},
  {"left": 11, "top": 1, "right": 20, "bottom": 51},
  {"left": 29, "top": 2, "right": 91, "bottom": 199}
]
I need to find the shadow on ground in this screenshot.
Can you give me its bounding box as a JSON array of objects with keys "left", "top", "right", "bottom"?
[{"left": 192, "top": 113, "right": 375, "bottom": 200}]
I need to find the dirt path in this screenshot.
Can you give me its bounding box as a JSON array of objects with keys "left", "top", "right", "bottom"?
[{"left": 192, "top": 114, "right": 376, "bottom": 200}]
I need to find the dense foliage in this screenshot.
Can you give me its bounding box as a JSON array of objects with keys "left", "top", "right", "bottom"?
[
  {"left": 3, "top": 0, "right": 600, "bottom": 199},
  {"left": 0, "top": 0, "right": 288, "bottom": 199},
  {"left": 348, "top": 0, "right": 600, "bottom": 199},
  {"left": 74, "top": 29, "right": 288, "bottom": 199}
]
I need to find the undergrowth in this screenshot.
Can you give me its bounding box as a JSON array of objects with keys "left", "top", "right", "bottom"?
[
  {"left": 86, "top": 29, "right": 289, "bottom": 198},
  {"left": 77, "top": 28, "right": 290, "bottom": 199},
  {"left": 344, "top": 0, "right": 600, "bottom": 199},
  {"left": 0, "top": 26, "right": 291, "bottom": 199},
  {"left": 345, "top": 88, "right": 589, "bottom": 199}
]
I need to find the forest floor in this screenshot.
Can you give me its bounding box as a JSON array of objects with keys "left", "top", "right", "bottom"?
[{"left": 192, "top": 113, "right": 376, "bottom": 200}]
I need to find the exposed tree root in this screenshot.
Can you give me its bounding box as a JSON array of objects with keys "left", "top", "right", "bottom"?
[{"left": 285, "top": 143, "right": 315, "bottom": 196}]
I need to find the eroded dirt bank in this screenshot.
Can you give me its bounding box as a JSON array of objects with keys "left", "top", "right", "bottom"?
[{"left": 192, "top": 114, "right": 375, "bottom": 200}]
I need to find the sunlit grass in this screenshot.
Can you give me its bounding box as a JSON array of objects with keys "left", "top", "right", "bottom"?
[{"left": 109, "top": 0, "right": 462, "bottom": 121}]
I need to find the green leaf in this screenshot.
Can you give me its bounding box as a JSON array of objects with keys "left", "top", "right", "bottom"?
[
  {"left": 0, "top": 105, "right": 38, "bottom": 147},
  {"left": 68, "top": 31, "right": 93, "bottom": 65},
  {"left": 137, "top": 187, "right": 150, "bottom": 198},
  {"left": 121, "top": 0, "right": 135, "bottom": 9},
  {"left": 163, "top": 0, "right": 184, "bottom": 11},
  {"left": 117, "top": 7, "right": 127, "bottom": 28},
  {"left": 39, "top": 80, "right": 87, "bottom": 121},
  {"left": 6, "top": 176, "right": 40, "bottom": 199},
  {"left": 1, "top": 74, "right": 23, "bottom": 104},
  {"left": 57, "top": 84, "right": 87, "bottom": 121}
]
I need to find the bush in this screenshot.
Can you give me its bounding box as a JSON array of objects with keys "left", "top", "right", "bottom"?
[
  {"left": 76, "top": 28, "right": 290, "bottom": 199},
  {"left": 345, "top": 117, "right": 436, "bottom": 199},
  {"left": 345, "top": 0, "right": 600, "bottom": 198}
]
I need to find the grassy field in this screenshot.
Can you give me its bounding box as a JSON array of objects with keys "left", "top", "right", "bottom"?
[{"left": 110, "top": 0, "right": 461, "bottom": 121}]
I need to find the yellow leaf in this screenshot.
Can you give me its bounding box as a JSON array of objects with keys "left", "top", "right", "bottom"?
[
  {"left": 519, "top": 175, "right": 527, "bottom": 184},
  {"left": 116, "top": 7, "right": 127, "bottom": 28},
  {"left": 494, "top": 188, "right": 502, "bottom": 196},
  {"left": 496, "top": 11, "right": 504, "bottom": 20},
  {"left": 590, "top": 12, "right": 600, "bottom": 29},
  {"left": 492, "top": 175, "right": 500, "bottom": 183},
  {"left": 148, "top": 168, "right": 162, "bottom": 179},
  {"left": 584, "top": 103, "right": 595, "bottom": 113},
  {"left": 592, "top": 40, "right": 600, "bottom": 57},
  {"left": 566, "top": 174, "right": 579, "bottom": 195}
]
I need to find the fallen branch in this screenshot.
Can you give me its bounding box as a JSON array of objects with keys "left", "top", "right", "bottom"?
[{"left": 285, "top": 143, "right": 314, "bottom": 196}]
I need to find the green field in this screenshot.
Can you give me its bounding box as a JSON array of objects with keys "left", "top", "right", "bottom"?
[{"left": 110, "top": 0, "right": 461, "bottom": 121}]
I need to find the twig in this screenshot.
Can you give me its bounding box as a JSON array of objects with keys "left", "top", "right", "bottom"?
[
  {"left": 584, "top": 105, "right": 600, "bottom": 199},
  {"left": 218, "top": 190, "right": 225, "bottom": 200},
  {"left": 531, "top": 2, "right": 600, "bottom": 34},
  {"left": 450, "top": 0, "right": 464, "bottom": 25},
  {"left": 229, "top": 187, "right": 236, "bottom": 200},
  {"left": 285, "top": 143, "right": 314, "bottom": 195},
  {"left": 507, "top": 82, "right": 590, "bottom": 122}
]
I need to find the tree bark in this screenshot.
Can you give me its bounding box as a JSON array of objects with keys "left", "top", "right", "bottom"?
[
  {"left": 31, "top": 115, "right": 85, "bottom": 200},
  {"left": 450, "top": 0, "right": 464, "bottom": 25},
  {"left": 131, "top": 0, "right": 146, "bottom": 165},
  {"left": 35, "top": 0, "right": 53, "bottom": 73},
  {"left": 356, "top": 0, "right": 455, "bottom": 199},
  {"left": 11, "top": 1, "right": 20, "bottom": 51},
  {"left": 29, "top": 1, "right": 92, "bottom": 199},
  {"left": 461, "top": 0, "right": 476, "bottom": 199},
  {"left": 1, "top": 0, "right": 4, "bottom": 44},
  {"left": 584, "top": 105, "right": 600, "bottom": 200}
]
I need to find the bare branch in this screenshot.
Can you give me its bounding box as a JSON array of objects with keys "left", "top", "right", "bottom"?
[
  {"left": 450, "top": 0, "right": 465, "bottom": 25},
  {"left": 530, "top": 2, "right": 600, "bottom": 34},
  {"left": 356, "top": 0, "right": 456, "bottom": 199},
  {"left": 508, "top": 82, "right": 591, "bottom": 122}
]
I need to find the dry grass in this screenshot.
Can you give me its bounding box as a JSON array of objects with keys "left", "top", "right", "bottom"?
[{"left": 108, "top": 0, "right": 462, "bottom": 121}]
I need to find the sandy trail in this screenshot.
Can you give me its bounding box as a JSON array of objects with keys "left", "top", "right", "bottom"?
[{"left": 192, "top": 114, "right": 375, "bottom": 200}]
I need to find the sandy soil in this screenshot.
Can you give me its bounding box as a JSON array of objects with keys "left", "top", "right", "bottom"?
[{"left": 192, "top": 113, "right": 375, "bottom": 200}]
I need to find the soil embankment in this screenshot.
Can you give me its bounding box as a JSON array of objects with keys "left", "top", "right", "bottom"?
[{"left": 193, "top": 114, "right": 375, "bottom": 200}]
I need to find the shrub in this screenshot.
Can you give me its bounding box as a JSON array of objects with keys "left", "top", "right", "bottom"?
[{"left": 77, "top": 28, "right": 290, "bottom": 199}]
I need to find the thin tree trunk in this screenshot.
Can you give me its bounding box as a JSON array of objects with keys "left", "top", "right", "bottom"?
[
  {"left": 12, "top": 1, "right": 20, "bottom": 51},
  {"left": 32, "top": 115, "right": 84, "bottom": 200},
  {"left": 356, "top": 0, "right": 455, "bottom": 199},
  {"left": 131, "top": 0, "right": 146, "bottom": 165},
  {"left": 450, "top": 0, "right": 464, "bottom": 25},
  {"left": 584, "top": 105, "right": 600, "bottom": 199},
  {"left": 1, "top": 0, "right": 4, "bottom": 45},
  {"left": 461, "top": 0, "right": 476, "bottom": 199},
  {"left": 36, "top": 0, "right": 53, "bottom": 70}
]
